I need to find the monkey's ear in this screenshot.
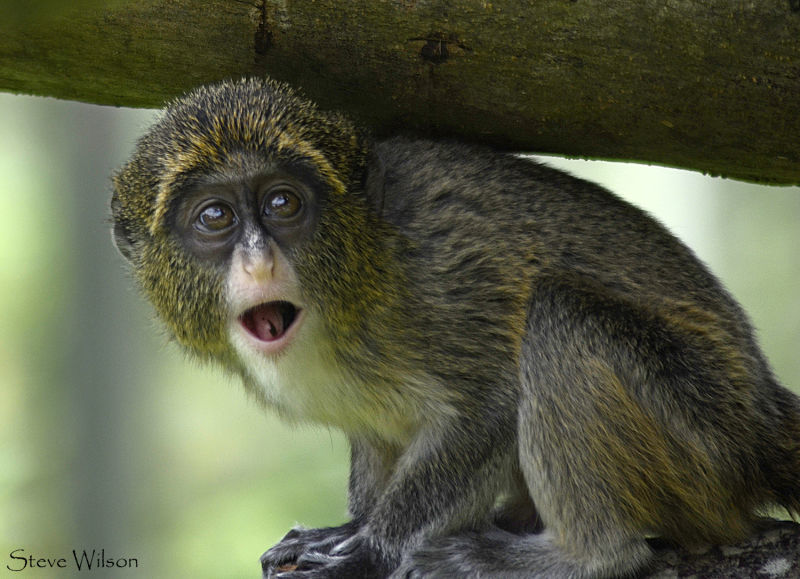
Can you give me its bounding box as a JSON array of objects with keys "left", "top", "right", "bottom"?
[
  {"left": 111, "top": 218, "right": 136, "bottom": 263},
  {"left": 111, "top": 194, "right": 135, "bottom": 263},
  {"left": 362, "top": 147, "right": 386, "bottom": 218},
  {"left": 110, "top": 195, "right": 137, "bottom": 263}
]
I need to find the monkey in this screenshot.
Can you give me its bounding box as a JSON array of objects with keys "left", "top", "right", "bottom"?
[{"left": 110, "top": 77, "right": 800, "bottom": 578}]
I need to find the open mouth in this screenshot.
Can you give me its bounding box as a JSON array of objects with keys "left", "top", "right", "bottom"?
[{"left": 239, "top": 301, "right": 301, "bottom": 343}]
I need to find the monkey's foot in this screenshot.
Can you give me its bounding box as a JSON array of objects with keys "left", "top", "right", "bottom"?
[
  {"left": 261, "top": 522, "right": 359, "bottom": 578},
  {"left": 392, "top": 530, "right": 513, "bottom": 579},
  {"left": 393, "top": 529, "right": 651, "bottom": 579}
]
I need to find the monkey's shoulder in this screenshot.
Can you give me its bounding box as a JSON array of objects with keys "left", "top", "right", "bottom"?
[{"left": 373, "top": 137, "right": 633, "bottom": 218}]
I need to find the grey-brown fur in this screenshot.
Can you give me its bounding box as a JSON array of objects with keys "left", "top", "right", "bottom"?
[{"left": 111, "top": 79, "right": 800, "bottom": 578}]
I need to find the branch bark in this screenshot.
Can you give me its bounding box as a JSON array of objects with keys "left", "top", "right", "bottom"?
[
  {"left": 645, "top": 519, "right": 800, "bottom": 578},
  {"left": 2, "top": 1, "right": 799, "bottom": 184}
]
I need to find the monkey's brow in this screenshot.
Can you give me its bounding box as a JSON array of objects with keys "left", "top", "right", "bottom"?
[{"left": 196, "top": 160, "right": 281, "bottom": 186}]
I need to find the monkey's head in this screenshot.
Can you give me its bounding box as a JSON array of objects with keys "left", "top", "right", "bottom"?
[{"left": 111, "top": 78, "right": 397, "bottom": 391}]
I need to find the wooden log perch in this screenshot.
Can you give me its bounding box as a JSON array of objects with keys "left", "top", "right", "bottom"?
[
  {"left": 645, "top": 519, "right": 800, "bottom": 578},
  {"left": 1, "top": 0, "right": 799, "bottom": 184}
]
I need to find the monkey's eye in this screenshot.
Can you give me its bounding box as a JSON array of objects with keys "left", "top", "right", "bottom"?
[
  {"left": 195, "top": 203, "right": 237, "bottom": 233},
  {"left": 262, "top": 187, "right": 303, "bottom": 221}
]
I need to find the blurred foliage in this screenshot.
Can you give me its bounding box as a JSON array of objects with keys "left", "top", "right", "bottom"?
[{"left": 0, "top": 92, "right": 797, "bottom": 578}]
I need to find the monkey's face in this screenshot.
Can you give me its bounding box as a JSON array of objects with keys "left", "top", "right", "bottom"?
[
  {"left": 111, "top": 79, "right": 370, "bottom": 374},
  {"left": 112, "top": 162, "right": 321, "bottom": 369},
  {"left": 175, "top": 165, "right": 318, "bottom": 357}
]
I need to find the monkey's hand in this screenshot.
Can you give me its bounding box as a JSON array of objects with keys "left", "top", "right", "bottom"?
[
  {"left": 263, "top": 532, "right": 390, "bottom": 579},
  {"left": 261, "top": 522, "right": 367, "bottom": 578}
]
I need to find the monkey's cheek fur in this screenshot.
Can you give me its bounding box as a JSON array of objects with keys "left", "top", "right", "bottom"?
[{"left": 233, "top": 301, "right": 306, "bottom": 356}]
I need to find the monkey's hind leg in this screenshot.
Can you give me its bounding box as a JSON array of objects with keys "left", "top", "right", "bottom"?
[
  {"left": 393, "top": 526, "right": 651, "bottom": 578},
  {"left": 503, "top": 276, "right": 756, "bottom": 578},
  {"left": 398, "top": 274, "right": 766, "bottom": 578},
  {"left": 394, "top": 286, "right": 669, "bottom": 578}
]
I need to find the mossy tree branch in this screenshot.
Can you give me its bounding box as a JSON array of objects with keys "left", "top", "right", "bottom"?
[
  {"left": 646, "top": 520, "right": 799, "bottom": 578},
  {"left": 2, "top": 1, "right": 800, "bottom": 183}
]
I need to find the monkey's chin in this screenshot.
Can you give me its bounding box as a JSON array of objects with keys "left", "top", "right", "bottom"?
[{"left": 234, "top": 301, "right": 305, "bottom": 356}]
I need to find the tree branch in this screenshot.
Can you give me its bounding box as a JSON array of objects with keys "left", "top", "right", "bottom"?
[
  {"left": 2, "top": 1, "right": 799, "bottom": 184},
  {"left": 645, "top": 519, "right": 800, "bottom": 578}
]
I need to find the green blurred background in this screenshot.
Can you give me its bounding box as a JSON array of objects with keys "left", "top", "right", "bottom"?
[{"left": 1, "top": 92, "right": 798, "bottom": 578}]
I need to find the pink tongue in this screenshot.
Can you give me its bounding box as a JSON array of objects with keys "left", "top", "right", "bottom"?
[{"left": 247, "top": 304, "right": 284, "bottom": 341}]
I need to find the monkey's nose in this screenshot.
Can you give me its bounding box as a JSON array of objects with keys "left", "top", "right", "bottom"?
[{"left": 242, "top": 249, "right": 275, "bottom": 284}]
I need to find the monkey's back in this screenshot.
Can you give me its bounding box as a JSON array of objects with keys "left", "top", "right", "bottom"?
[
  {"left": 374, "top": 137, "right": 800, "bottom": 533},
  {"left": 377, "top": 137, "right": 789, "bottom": 387},
  {"left": 376, "top": 137, "right": 748, "bottom": 335}
]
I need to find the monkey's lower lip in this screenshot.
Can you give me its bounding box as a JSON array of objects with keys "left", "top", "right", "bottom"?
[{"left": 239, "top": 301, "right": 300, "bottom": 343}]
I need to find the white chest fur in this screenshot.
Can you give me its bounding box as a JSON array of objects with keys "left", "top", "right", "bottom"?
[{"left": 229, "top": 312, "right": 420, "bottom": 445}]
